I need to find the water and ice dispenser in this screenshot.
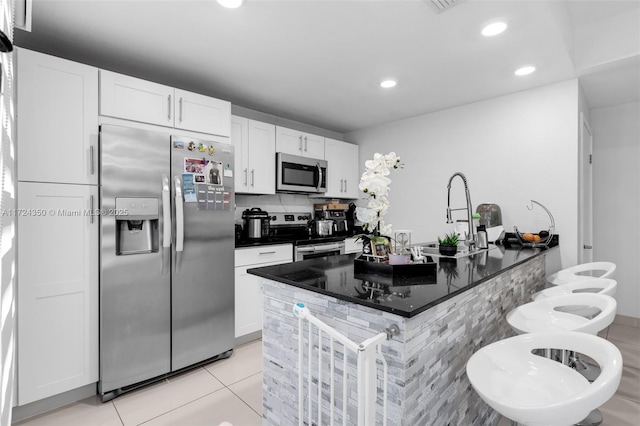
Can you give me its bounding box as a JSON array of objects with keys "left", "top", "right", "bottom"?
[{"left": 115, "top": 197, "right": 160, "bottom": 255}]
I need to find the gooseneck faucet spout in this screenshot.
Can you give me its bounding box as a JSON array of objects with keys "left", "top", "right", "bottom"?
[{"left": 446, "top": 172, "right": 476, "bottom": 250}]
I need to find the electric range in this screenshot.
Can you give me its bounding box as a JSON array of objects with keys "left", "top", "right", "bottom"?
[{"left": 235, "top": 211, "right": 346, "bottom": 260}]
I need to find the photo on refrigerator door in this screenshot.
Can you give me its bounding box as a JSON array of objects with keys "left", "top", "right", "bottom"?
[
  {"left": 182, "top": 173, "right": 196, "bottom": 203},
  {"left": 206, "top": 161, "right": 223, "bottom": 185}
]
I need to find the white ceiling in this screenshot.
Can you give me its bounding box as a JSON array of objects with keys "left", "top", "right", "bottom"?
[{"left": 14, "top": 0, "right": 640, "bottom": 134}]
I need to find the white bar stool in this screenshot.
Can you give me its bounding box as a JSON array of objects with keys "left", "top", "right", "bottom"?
[
  {"left": 529, "top": 283, "right": 617, "bottom": 382},
  {"left": 506, "top": 293, "right": 617, "bottom": 336},
  {"left": 532, "top": 278, "right": 617, "bottom": 301},
  {"left": 547, "top": 262, "right": 616, "bottom": 286},
  {"left": 466, "top": 331, "right": 622, "bottom": 426},
  {"left": 505, "top": 293, "right": 617, "bottom": 425}
]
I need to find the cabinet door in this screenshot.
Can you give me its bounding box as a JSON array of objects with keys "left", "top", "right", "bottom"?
[
  {"left": 17, "top": 182, "right": 99, "bottom": 404},
  {"left": 341, "top": 141, "right": 360, "bottom": 198},
  {"left": 275, "top": 126, "right": 303, "bottom": 156},
  {"left": 324, "top": 138, "right": 359, "bottom": 199},
  {"left": 99, "top": 70, "right": 174, "bottom": 127},
  {"left": 234, "top": 266, "right": 263, "bottom": 337},
  {"left": 17, "top": 49, "right": 98, "bottom": 185},
  {"left": 344, "top": 236, "right": 362, "bottom": 254},
  {"left": 231, "top": 116, "right": 250, "bottom": 192},
  {"left": 175, "top": 89, "right": 231, "bottom": 137},
  {"left": 302, "top": 132, "right": 325, "bottom": 159},
  {"left": 234, "top": 245, "right": 292, "bottom": 338},
  {"left": 247, "top": 119, "right": 276, "bottom": 194}
]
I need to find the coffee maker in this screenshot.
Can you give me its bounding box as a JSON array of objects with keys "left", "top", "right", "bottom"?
[{"left": 314, "top": 204, "right": 349, "bottom": 235}]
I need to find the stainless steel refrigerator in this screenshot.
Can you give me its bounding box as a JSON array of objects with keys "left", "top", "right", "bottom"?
[{"left": 99, "top": 124, "right": 234, "bottom": 401}]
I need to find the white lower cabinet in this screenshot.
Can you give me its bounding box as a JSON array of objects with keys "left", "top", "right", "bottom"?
[
  {"left": 234, "top": 244, "right": 292, "bottom": 338},
  {"left": 17, "top": 182, "right": 99, "bottom": 405},
  {"left": 345, "top": 236, "right": 362, "bottom": 254}
]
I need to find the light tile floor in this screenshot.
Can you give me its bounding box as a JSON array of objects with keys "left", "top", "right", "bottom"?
[{"left": 13, "top": 316, "right": 640, "bottom": 426}]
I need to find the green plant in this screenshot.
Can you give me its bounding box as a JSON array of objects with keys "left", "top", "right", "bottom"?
[{"left": 438, "top": 232, "right": 459, "bottom": 247}]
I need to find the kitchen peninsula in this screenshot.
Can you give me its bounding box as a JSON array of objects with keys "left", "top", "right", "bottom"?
[{"left": 249, "top": 245, "right": 556, "bottom": 425}]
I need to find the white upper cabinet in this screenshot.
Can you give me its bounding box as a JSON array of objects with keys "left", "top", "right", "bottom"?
[
  {"left": 275, "top": 126, "right": 325, "bottom": 159},
  {"left": 174, "top": 88, "right": 231, "bottom": 136},
  {"left": 324, "top": 138, "right": 359, "bottom": 199},
  {"left": 17, "top": 48, "right": 99, "bottom": 185},
  {"left": 232, "top": 116, "right": 276, "bottom": 194},
  {"left": 100, "top": 70, "right": 230, "bottom": 136},
  {"left": 99, "top": 70, "right": 173, "bottom": 127}
]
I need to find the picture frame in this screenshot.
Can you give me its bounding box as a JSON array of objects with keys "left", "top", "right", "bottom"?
[{"left": 370, "top": 238, "right": 390, "bottom": 261}]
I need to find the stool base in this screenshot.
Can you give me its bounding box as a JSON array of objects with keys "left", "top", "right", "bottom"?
[{"left": 576, "top": 408, "right": 603, "bottom": 426}]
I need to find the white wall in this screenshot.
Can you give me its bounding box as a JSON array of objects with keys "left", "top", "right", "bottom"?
[
  {"left": 591, "top": 101, "right": 640, "bottom": 318},
  {"left": 0, "top": 0, "right": 15, "bottom": 424},
  {"left": 346, "top": 80, "right": 580, "bottom": 270}
]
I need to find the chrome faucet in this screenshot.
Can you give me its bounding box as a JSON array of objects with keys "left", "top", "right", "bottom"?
[{"left": 446, "top": 172, "right": 476, "bottom": 251}]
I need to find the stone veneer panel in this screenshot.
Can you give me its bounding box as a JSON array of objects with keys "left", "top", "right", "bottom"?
[{"left": 262, "top": 254, "right": 546, "bottom": 426}]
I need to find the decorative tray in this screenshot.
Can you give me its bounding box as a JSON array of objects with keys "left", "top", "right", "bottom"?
[{"left": 353, "top": 255, "right": 437, "bottom": 286}]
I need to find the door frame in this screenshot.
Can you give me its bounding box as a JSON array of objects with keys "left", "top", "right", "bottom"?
[{"left": 578, "top": 112, "right": 594, "bottom": 263}]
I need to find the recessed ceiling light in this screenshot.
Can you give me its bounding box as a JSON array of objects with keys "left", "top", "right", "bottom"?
[
  {"left": 515, "top": 66, "right": 536, "bottom": 76},
  {"left": 481, "top": 22, "right": 507, "bottom": 37},
  {"left": 217, "top": 0, "right": 244, "bottom": 8},
  {"left": 380, "top": 80, "right": 397, "bottom": 88}
]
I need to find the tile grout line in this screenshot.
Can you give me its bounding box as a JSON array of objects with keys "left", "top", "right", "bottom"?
[
  {"left": 224, "top": 372, "right": 264, "bottom": 419},
  {"left": 111, "top": 401, "right": 125, "bottom": 426},
  {"left": 133, "top": 387, "right": 231, "bottom": 426}
]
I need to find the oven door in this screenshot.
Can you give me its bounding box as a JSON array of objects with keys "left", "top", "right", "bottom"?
[{"left": 295, "top": 241, "right": 345, "bottom": 262}]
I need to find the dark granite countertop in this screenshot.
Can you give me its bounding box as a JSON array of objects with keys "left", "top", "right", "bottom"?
[{"left": 248, "top": 245, "right": 554, "bottom": 318}]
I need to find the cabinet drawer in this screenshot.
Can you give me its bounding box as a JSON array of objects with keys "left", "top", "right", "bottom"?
[{"left": 235, "top": 244, "right": 293, "bottom": 267}]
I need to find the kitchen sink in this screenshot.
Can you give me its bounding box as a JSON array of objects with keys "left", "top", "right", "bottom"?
[{"left": 415, "top": 242, "right": 496, "bottom": 259}]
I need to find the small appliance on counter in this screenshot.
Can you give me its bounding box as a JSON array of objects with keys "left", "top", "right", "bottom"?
[
  {"left": 242, "top": 207, "right": 271, "bottom": 240},
  {"left": 314, "top": 202, "right": 350, "bottom": 235},
  {"left": 476, "top": 203, "right": 504, "bottom": 243},
  {"left": 346, "top": 202, "right": 358, "bottom": 231},
  {"left": 476, "top": 203, "right": 502, "bottom": 227},
  {"left": 309, "top": 218, "right": 336, "bottom": 237}
]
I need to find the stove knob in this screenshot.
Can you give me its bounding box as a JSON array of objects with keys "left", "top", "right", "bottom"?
[
  {"left": 271, "top": 216, "right": 277, "bottom": 221},
  {"left": 298, "top": 215, "right": 304, "bottom": 220}
]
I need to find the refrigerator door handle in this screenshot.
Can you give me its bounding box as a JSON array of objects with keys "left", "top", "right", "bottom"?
[
  {"left": 174, "top": 176, "right": 185, "bottom": 272},
  {"left": 161, "top": 175, "right": 171, "bottom": 274},
  {"left": 162, "top": 175, "right": 171, "bottom": 247}
]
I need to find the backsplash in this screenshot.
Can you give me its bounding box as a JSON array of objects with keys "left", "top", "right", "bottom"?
[{"left": 235, "top": 193, "right": 318, "bottom": 223}]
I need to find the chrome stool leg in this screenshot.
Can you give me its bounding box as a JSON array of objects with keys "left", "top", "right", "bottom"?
[{"left": 569, "top": 351, "right": 601, "bottom": 382}]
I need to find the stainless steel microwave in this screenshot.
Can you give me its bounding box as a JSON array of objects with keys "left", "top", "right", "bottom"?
[{"left": 276, "top": 152, "right": 327, "bottom": 193}]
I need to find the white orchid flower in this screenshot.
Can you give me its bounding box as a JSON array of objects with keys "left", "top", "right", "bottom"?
[
  {"left": 378, "top": 221, "right": 393, "bottom": 236},
  {"left": 359, "top": 174, "right": 391, "bottom": 196},
  {"left": 355, "top": 206, "right": 377, "bottom": 224},
  {"left": 357, "top": 152, "right": 403, "bottom": 238},
  {"left": 367, "top": 197, "right": 389, "bottom": 215}
]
